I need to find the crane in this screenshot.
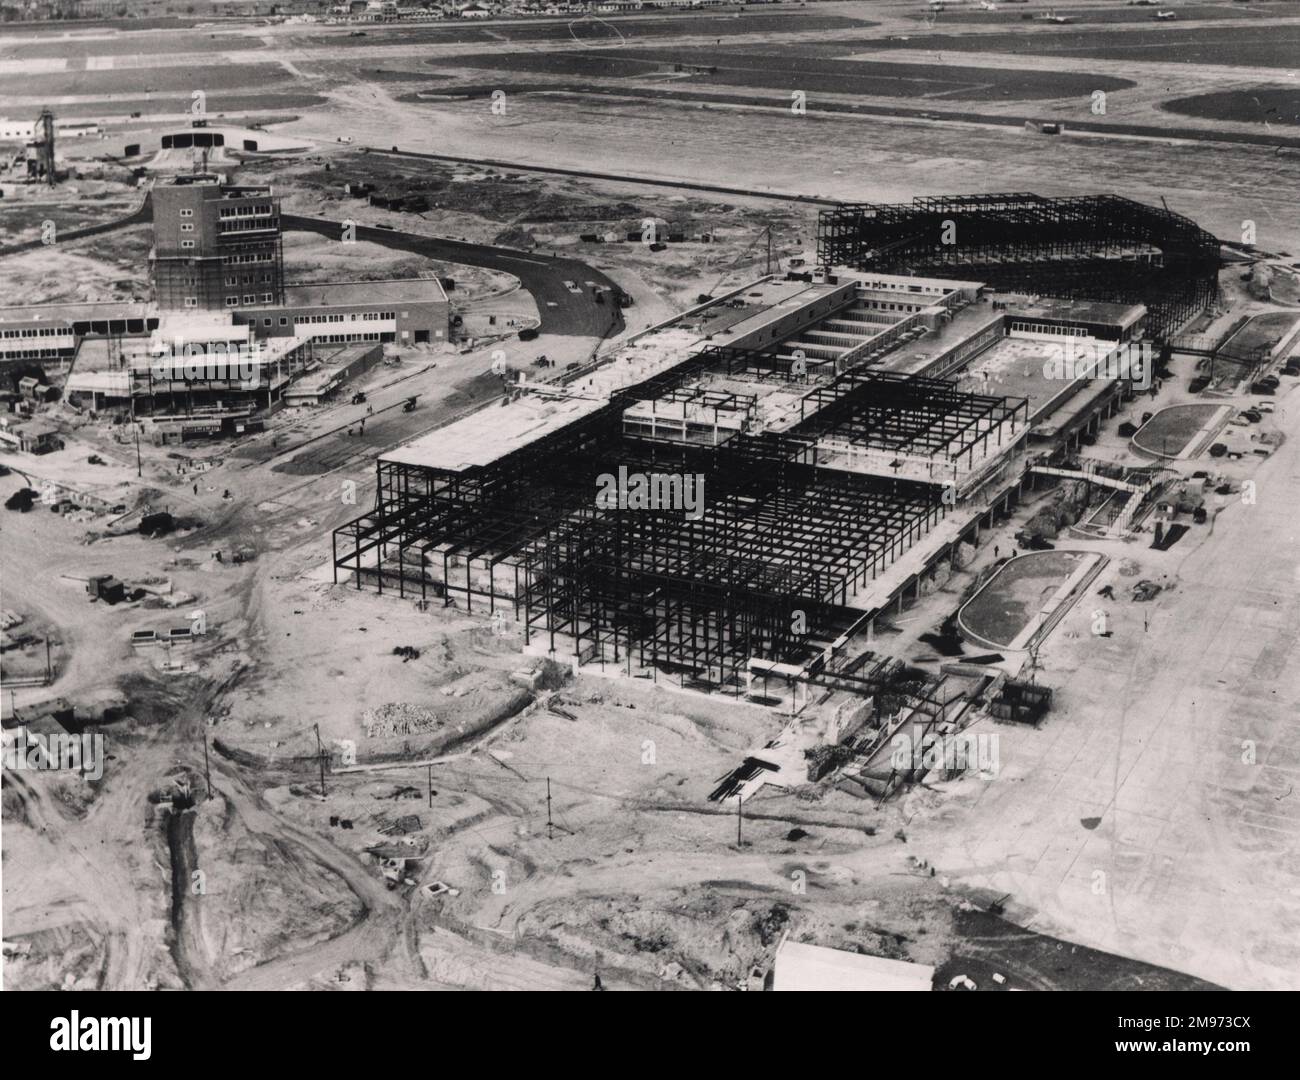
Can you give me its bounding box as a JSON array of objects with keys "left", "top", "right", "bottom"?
[{"left": 701, "top": 224, "right": 775, "bottom": 303}]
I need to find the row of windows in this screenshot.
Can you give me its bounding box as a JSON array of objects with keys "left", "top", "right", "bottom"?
[
  {"left": 2, "top": 326, "right": 71, "bottom": 339},
  {"left": 218, "top": 203, "right": 274, "bottom": 218},
  {"left": 222, "top": 252, "right": 275, "bottom": 265},
  {"left": 294, "top": 311, "right": 396, "bottom": 325},
  {"left": 310, "top": 332, "right": 383, "bottom": 344},
  {"left": 1010, "top": 320, "right": 1090, "bottom": 337},
  {"left": 0, "top": 346, "right": 70, "bottom": 359},
  {"left": 225, "top": 275, "right": 275, "bottom": 286},
  {"left": 225, "top": 294, "right": 276, "bottom": 307},
  {"left": 219, "top": 217, "right": 278, "bottom": 234}
]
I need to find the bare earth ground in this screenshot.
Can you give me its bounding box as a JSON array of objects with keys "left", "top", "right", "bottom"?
[{"left": 4, "top": 3, "right": 1300, "bottom": 991}]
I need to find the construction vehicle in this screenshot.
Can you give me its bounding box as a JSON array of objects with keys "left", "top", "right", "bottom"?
[{"left": 350, "top": 391, "right": 367, "bottom": 405}]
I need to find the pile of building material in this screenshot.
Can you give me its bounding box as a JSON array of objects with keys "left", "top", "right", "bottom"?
[{"left": 362, "top": 702, "right": 441, "bottom": 738}]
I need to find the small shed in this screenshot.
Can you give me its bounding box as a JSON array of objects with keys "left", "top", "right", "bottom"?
[{"left": 772, "top": 938, "right": 935, "bottom": 992}]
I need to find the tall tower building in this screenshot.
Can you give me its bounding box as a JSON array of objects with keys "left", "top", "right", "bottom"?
[{"left": 151, "top": 177, "right": 284, "bottom": 312}]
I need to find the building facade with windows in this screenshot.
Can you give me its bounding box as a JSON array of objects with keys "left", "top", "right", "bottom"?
[
  {"left": 234, "top": 278, "right": 450, "bottom": 347},
  {"left": 150, "top": 176, "right": 285, "bottom": 313}
]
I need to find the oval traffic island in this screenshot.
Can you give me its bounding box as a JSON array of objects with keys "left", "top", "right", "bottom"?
[
  {"left": 1131, "top": 403, "right": 1228, "bottom": 460},
  {"left": 956, "top": 550, "right": 1105, "bottom": 651}
]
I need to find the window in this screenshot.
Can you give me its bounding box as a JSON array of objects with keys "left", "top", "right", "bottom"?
[
  {"left": 180, "top": 223, "right": 194, "bottom": 232},
  {"left": 243, "top": 295, "right": 255, "bottom": 304},
  {"left": 185, "top": 298, "right": 198, "bottom": 308},
  {"left": 181, "top": 240, "right": 195, "bottom": 249},
  {"left": 180, "top": 209, "right": 193, "bottom": 218},
  {"left": 263, "top": 318, "right": 272, "bottom": 327},
  {"left": 226, "top": 296, "right": 239, "bottom": 307},
  {"left": 279, "top": 317, "right": 288, "bottom": 327},
  {"left": 261, "top": 293, "right": 273, "bottom": 303}
]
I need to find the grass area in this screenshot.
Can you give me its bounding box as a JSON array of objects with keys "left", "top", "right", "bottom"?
[
  {"left": 1164, "top": 86, "right": 1300, "bottom": 126},
  {"left": 0, "top": 62, "right": 297, "bottom": 97},
  {"left": 431, "top": 46, "right": 1134, "bottom": 101},
  {"left": 869, "top": 24, "right": 1300, "bottom": 68},
  {"left": 958, "top": 551, "right": 1093, "bottom": 648},
  {"left": 1222, "top": 311, "right": 1300, "bottom": 355},
  {"left": 1132, "top": 403, "right": 1223, "bottom": 457},
  {"left": 286, "top": 11, "right": 869, "bottom": 51},
  {"left": 909, "top": 3, "right": 1275, "bottom": 25}
]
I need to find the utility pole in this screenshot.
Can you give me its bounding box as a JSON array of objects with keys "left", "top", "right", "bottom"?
[
  {"left": 44, "top": 637, "right": 52, "bottom": 683},
  {"left": 546, "top": 777, "right": 554, "bottom": 841},
  {"left": 737, "top": 794, "right": 743, "bottom": 846},
  {"left": 313, "top": 723, "right": 327, "bottom": 798},
  {"left": 765, "top": 225, "right": 773, "bottom": 276},
  {"left": 201, "top": 730, "right": 212, "bottom": 801},
  {"left": 427, "top": 763, "right": 433, "bottom": 808},
  {"left": 134, "top": 427, "right": 142, "bottom": 477}
]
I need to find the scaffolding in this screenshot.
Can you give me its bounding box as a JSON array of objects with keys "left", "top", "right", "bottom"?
[{"left": 817, "top": 193, "right": 1221, "bottom": 340}]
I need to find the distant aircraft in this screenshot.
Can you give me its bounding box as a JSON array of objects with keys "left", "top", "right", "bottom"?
[
  {"left": 1153, "top": 9, "right": 1177, "bottom": 18},
  {"left": 1035, "top": 10, "right": 1076, "bottom": 22},
  {"left": 978, "top": 0, "right": 997, "bottom": 9}
]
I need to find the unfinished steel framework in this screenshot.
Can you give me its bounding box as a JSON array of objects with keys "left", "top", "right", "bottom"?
[
  {"left": 334, "top": 342, "right": 1027, "bottom": 693},
  {"left": 817, "top": 193, "right": 1220, "bottom": 339}
]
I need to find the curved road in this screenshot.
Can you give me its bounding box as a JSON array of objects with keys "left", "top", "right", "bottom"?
[{"left": 281, "top": 213, "right": 625, "bottom": 339}]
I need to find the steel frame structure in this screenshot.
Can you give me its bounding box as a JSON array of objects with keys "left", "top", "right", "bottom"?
[
  {"left": 817, "top": 193, "right": 1220, "bottom": 339},
  {"left": 331, "top": 356, "right": 985, "bottom": 691},
  {"left": 793, "top": 369, "right": 1029, "bottom": 471}
]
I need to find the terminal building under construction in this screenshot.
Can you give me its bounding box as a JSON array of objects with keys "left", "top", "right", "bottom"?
[{"left": 333, "top": 192, "right": 1220, "bottom": 697}]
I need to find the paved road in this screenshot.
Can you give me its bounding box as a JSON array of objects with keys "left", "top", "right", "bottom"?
[
  {"left": 281, "top": 214, "right": 625, "bottom": 339},
  {"left": 367, "top": 145, "right": 840, "bottom": 206}
]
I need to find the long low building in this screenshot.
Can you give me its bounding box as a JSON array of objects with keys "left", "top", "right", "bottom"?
[{"left": 234, "top": 277, "right": 450, "bottom": 347}]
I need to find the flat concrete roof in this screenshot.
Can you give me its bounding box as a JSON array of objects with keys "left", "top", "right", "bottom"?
[
  {"left": 383, "top": 394, "right": 608, "bottom": 473},
  {"left": 881, "top": 305, "right": 1004, "bottom": 376},
  {"left": 1001, "top": 294, "right": 1146, "bottom": 329},
  {"left": 951, "top": 335, "right": 1091, "bottom": 423},
  {"left": 282, "top": 276, "right": 447, "bottom": 307},
  {"left": 0, "top": 300, "right": 150, "bottom": 326},
  {"left": 718, "top": 281, "right": 844, "bottom": 344},
  {"left": 384, "top": 329, "right": 701, "bottom": 472}
]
